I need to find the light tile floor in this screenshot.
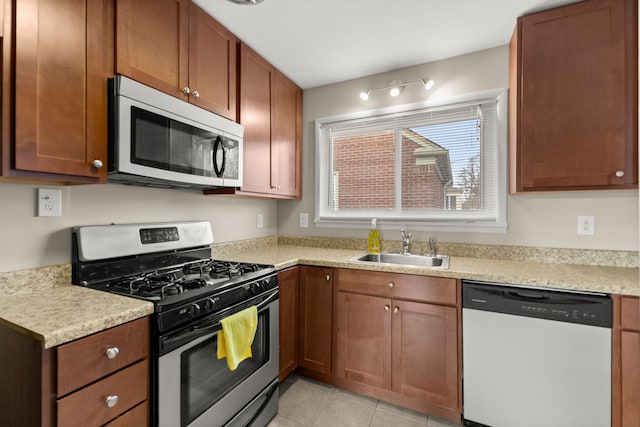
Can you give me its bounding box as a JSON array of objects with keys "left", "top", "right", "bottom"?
[{"left": 268, "top": 375, "right": 463, "bottom": 427}]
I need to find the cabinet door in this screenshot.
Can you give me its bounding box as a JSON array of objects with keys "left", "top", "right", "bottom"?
[
  {"left": 335, "top": 291, "right": 391, "bottom": 389},
  {"left": 116, "top": 0, "right": 189, "bottom": 101},
  {"left": 13, "top": 0, "right": 111, "bottom": 181},
  {"left": 271, "top": 70, "right": 302, "bottom": 198},
  {"left": 512, "top": 0, "right": 638, "bottom": 191},
  {"left": 278, "top": 267, "right": 299, "bottom": 382},
  {"left": 238, "top": 43, "right": 274, "bottom": 194},
  {"left": 391, "top": 300, "right": 458, "bottom": 411},
  {"left": 188, "top": 3, "right": 237, "bottom": 120},
  {"left": 298, "top": 266, "right": 333, "bottom": 373},
  {"left": 621, "top": 331, "right": 639, "bottom": 427}
]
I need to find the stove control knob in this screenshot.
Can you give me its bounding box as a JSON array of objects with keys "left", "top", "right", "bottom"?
[
  {"left": 203, "top": 298, "right": 216, "bottom": 312},
  {"left": 187, "top": 303, "right": 201, "bottom": 317}
]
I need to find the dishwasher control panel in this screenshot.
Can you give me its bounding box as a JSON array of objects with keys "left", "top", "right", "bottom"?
[{"left": 463, "top": 281, "right": 612, "bottom": 328}]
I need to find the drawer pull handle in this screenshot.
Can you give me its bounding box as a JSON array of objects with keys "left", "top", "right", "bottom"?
[
  {"left": 326, "top": 275, "right": 331, "bottom": 281},
  {"left": 388, "top": 282, "right": 394, "bottom": 288},
  {"left": 105, "top": 347, "right": 120, "bottom": 359},
  {"left": 384, "top": 305, "right": 390, "bottom": 312},
  {"left": 105, "top": 395, "right": 119, "bottom": 408},
  {"left": 393, "top": 306, "right": 399, "bottom": 314}
]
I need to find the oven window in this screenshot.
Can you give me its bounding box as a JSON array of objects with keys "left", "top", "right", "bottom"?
[
  {"left": 131, "top": 106, "right": 221, "bottom": 177},
  {"left": 181, "top": 312, "right": 270, "bottom": 426}
]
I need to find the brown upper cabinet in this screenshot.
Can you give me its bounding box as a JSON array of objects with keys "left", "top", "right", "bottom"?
[
  {"left": 116, "top": 0, "right": 238, "bottom": 121},
  {"left": 509, "top": 0, "right": 638, "bottom": 192},
  {"left": 1, "top": 0, "right": 113, "bottom": 183},
  {"left": 206, "top": 43, "right": 302, "bottom": 199}
]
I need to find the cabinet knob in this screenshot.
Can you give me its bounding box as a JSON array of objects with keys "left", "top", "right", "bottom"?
[
  {"left": 615, "top": 170, "right": 625, "bottom": 177},
  {"left": 388, "top": 282, "right": 394, "bottom": 288},
  {"left": 393, "top": 306, "right": 399, "bottom": 314},
  {"left": 192, "top": 90, "right": 200, "bottom": 99},
  {"left": 105, "top": 347, "right": 120, "bottom": 359},
  {"left": 105, "top": 395, "right": 119, "bottom": 408},
  {"left": 325, "top": 275, "right": 331, "bottom": 281},
  {"left": 92, "top": 159, "right": 103, "bottom": 169},
  {"left": 271, "top": 185, "right": 281, "bottom": 190},
  {"left": 183, "top": 86, "right": 190, "bottom": 95},
  {"left": 384, "top": 305, "right": 390, "bottom": 312}
]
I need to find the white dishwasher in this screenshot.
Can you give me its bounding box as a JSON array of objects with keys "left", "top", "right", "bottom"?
[{"left": 462, "top": 280, "right": 612, "bottom": 427}]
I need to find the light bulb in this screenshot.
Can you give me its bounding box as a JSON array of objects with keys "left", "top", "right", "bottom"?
[
  {"left": 389, "top": 80, "right": 403, "bottom": 97},
  {"left": 359, "top": 90, "right": 370, "bottom": 101},
  {"left": 422, "top": 78, "right": 434, "bottom": 90}
]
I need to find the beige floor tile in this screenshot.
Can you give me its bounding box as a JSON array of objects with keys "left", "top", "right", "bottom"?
[
  {"left": 370, "top": 410, "right": 428, "bottom": 427},
  {"left": 333, "top": 388, "right": 379, "bottom": 408},
  {"left": 277, "top": 377, "right": 334, "bottom": 426},
  {"left": 312, "top": 395, "right": 376, "bottom": 427},
  {"left": 375, "top": 400, "right": 429, "bottom": 424},
  {"left": 267, "top": 414, "right": 306, "bottom": 427}
]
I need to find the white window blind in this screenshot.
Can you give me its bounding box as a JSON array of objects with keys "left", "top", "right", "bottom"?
[{"left": 314, "top": 90, "right": 507, "bottom": 232}]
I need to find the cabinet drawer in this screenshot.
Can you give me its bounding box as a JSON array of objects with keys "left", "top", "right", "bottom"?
[
  {"left": 104, "top": 401, "right": 149, "bottom": 427},
  {"left": 57, "top": 359, "right": 148, "bottom": 427},
  {"left": 57, "top": 317, "right": 149, "bottom": 396},
  {"left": 337, "top": 269, "right": 457, "bottom": 305},
  {"left": 621, "top": 296, "right": 640, "bottom": 331}
]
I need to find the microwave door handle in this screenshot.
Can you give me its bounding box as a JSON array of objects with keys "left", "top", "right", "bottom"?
[{"left": 213, "top": 136, "right": 226, "bottom": 178}]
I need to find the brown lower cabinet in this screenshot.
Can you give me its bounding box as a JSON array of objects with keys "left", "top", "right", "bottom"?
[
  {"left": 298, "top": 265, "right": 334, "bottom": 374},
  {"left": 278, "top": 266, "right": 299, "bottom": 381},
  {"left": 296, "top": 266, "right": 461, "bottom": 424},
  {"left": 614, "top": 295, "right": 640, "bottom": 427},
  {"left": 0, "top": 316, "right": 150, "bottom": 426}
]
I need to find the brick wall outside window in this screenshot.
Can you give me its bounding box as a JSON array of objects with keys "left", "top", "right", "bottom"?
[{"left": 333, "top": 131, "right": 446, "bottom": 211}]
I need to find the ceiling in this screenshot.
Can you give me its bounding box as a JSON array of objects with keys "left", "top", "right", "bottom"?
[{"left": 193, "top": 0, "right": 581, "bottom": 90}]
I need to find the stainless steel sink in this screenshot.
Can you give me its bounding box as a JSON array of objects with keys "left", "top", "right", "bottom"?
[{"left": 350, "top": 252, "right": 450, "bottom": 269}]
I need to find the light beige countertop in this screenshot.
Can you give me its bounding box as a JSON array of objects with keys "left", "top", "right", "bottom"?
[
  {"left": 0, "top": 284, "right": 154, "bottom": 349},
  {"left": 214, "top": 244, "right": 640, "bottom": 297},
  {"left": 0, "top": 240, "right": 637, "bottom": 350}
]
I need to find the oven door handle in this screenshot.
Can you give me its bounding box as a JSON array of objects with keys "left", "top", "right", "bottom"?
[{"left": 161, "top": 289, "right": 278, "bottom": 352}]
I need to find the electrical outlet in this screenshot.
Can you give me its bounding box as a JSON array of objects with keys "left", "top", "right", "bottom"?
[
  {"left": 577, "top": 216, "right": 594, "bottom": 235},
  {"left": 37, "top": 188, "right": 62, "bottom": 217},
  {"left": 299, "top": 213, "right": 309, "bottom": 228},
  {"left": 257, "top": 214, "right": 264, "bottom": 228}
]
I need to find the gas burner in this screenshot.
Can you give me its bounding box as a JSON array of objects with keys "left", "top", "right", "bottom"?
[
  {"left": 181, "top": 278, "right": 208, "bottom": 290},
  {"left": 183, "top": 262, "right": 212, "bottom": 280}
]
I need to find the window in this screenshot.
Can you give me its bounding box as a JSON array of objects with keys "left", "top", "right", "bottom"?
[{"left": 315, "top": 90, "right": 507, "bottom": 232}]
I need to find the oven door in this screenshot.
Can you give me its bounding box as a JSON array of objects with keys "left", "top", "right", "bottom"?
[{"left": 157, "top": 291, "right": 278, "bottom": 427}]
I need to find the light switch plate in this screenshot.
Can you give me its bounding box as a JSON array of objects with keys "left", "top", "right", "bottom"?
[{"left": 38, "top": 188, "right": 62, "bottom": 217}]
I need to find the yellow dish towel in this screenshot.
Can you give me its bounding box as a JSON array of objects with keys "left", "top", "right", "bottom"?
[{"left": 217, "top": 306, "right": 258, "bottom": 371}]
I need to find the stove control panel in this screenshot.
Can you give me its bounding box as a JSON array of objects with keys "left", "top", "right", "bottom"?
[{"left": 158, "top": 273, "right": 278, "bottom": 332}]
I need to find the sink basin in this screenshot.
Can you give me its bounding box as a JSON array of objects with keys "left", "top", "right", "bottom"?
[{"left": 350, "top": 252, "right": 450, "bottom": 269}]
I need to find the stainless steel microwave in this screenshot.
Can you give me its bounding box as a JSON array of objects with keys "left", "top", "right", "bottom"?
[{"left": 107, "top": 75, "right": 243, "bottom": 190}]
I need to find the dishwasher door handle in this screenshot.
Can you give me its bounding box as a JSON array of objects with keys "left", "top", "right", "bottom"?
[{"left": 506, "top": 291, "right": 549, "bottom": 301}]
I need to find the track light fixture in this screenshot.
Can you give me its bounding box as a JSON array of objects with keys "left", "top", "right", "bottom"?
[
  {"left": 359, "top": 78, "right": 434, "bottom": 101},
  {"left": 227, "top": 0, "right": 265, "bottom": 5}
]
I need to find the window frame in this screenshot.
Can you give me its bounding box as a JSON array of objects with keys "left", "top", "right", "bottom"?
[{"left": 314, "top": 89, "right": 508, "bottom": 233}]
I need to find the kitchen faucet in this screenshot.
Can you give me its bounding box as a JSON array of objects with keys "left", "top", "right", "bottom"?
[
  {"left": 400, "top": 230, "right": 412, "bottom": 254},
  {"left": 428, "top": 238, "right": 436, "bottom": 257}
]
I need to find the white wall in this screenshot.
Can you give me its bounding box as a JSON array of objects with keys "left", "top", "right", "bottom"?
[
  {"left": 0, "top": 182, "right": 277, "bottom": 272},
  {"left": 278, "top": 46, "right": 640, "bottom": 252}
]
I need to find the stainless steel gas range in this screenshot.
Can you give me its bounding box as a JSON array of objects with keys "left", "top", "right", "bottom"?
[{"left": 71, "top": 221, "right": 279, "bottom": 427}]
